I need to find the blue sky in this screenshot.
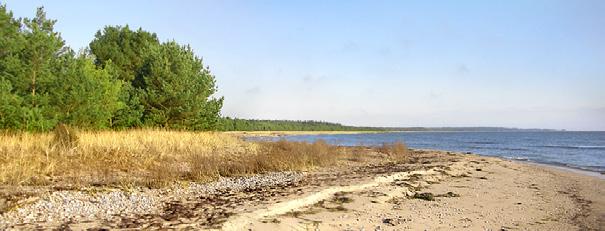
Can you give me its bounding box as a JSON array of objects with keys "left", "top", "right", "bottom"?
[{"left": 4, "top": 0, "right": 604, "bottom": 130}]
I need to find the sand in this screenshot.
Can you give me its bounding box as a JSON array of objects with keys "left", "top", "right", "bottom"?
[{"left": 223, "top": 152, "right": 605, "bottom": 231}]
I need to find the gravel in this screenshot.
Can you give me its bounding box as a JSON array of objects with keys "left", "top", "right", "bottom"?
[{"left": 0, "top": 171, "right": 304, "bottom": 228}]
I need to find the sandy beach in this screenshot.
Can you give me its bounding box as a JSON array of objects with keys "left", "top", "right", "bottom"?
[
  {"left": 221, "top": 151, "right": 605, "bottom": 231},
  {"left": 232, "top": 154, "right": 604, "bottom": 231},
  {"left": 1, "top": 149, "right": 603, "bottom": 230}
]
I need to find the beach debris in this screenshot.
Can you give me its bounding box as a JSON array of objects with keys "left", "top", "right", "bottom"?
[
  {"left": 382, "top": 217, "right": 408, "bottom": 226},
  {"left": 386, "top": 196, "right": 406, "bottom": 205},
  {"left": 360, "top": 190, "right": 388, "bottom": 198},
  {"left": 411, "top": 191, "right": 459, "bottom": 201},
  {"left": 438, "top": 192, "right": 460, "bottom": 197},
  {"left": 310, "top": 193, "right": 353, "bottom": 212},
  {"left": 332, "top": 192, "right": 353, "bottom": 204},
  {"left": 260, "top": 218, "right": 280, "bottom": 223},
  {"left": 412, "top": 192, "right": 435, "bottom": 201}
]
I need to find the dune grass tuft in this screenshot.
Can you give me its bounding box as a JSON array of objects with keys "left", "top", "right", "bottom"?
[{"left": 378, "top": 141, "right": 410, "bottom": 161}]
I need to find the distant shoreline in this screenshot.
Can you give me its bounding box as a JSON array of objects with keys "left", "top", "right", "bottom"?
[
  {"left": 224, "top": 130, "right": 389, "bottom": 137},
  {"left": 226, "top": 130, "right": 584, "bottom": 137}
]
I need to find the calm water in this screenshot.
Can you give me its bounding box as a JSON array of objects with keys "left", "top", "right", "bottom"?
[{"left": 259, "top": 132, "right": 605, "bottom": 173}]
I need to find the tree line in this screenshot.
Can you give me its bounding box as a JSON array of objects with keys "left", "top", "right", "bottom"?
[
  {"left": 218, "top": 118, "right": 381, "bottom": 131},
  {"left": 0, "top": 6, "right": 222, "bottom": 131}
]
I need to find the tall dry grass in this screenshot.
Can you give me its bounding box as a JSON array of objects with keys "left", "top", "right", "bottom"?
[
  {"left": 0, "top": 127, "right": 345, "bottom": 187},
  {"left": 378, "top": 141, "right": 410, "bottom": 162}
]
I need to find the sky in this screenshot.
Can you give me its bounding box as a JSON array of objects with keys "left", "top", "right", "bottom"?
[{"left": 3, "top": 0, "right": 605, "bottom": 131}]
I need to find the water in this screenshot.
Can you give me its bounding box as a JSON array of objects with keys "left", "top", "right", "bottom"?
[{"left": 258, "top": 131, "right": 605, "bottom": 173}]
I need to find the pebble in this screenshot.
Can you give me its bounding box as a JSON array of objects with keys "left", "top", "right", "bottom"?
[{"left": 0, "top": 171, "right": 303, "bottom": 228}]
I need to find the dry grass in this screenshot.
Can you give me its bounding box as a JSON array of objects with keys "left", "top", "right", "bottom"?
[
  {"left": 0, "top": 127, "right": 411, "bottom": 188},
  {"left": 377, "top": 141, "right": 410, "bottom": 162},
  {"left": 0, "top": 127, "right": 349, "bottom": 187}
]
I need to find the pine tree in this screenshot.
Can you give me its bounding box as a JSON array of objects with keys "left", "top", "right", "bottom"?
[
  {"left": 49, "top": 53, "right": 122, "bottom": 129},
  {"left": 89, "top": 26, "right": 160, "bottom": 128},
  {"left": 141, "top": 41, "right": 223, "bottom": 129},
  {"left": 0, "top": 6, "right": 67, "bottom": 130}
]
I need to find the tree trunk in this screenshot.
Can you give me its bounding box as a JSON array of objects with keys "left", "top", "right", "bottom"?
[{"left": 31, "top": 69, "right": 36, "bottom": 107}]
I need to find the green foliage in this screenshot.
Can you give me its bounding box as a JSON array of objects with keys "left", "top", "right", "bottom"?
[
  {"left": 22, "top": 105, "right": 56, "bottom": 131},
  {"left": 0, "top": 5, "right": 224, "bottom": 131},
  {"left": 0, "top": 5, "right": 25, "bottom": 92},
  {"left": 0, "top": 78, "right": 24, "bottom": 129},
  {"left": 88, "top": 25, "right": 160, "bottom": 128},
  {"left": 0, "top": 5, "right": 25, "bottom": 129},
  {"left": 49, "top": 54, "right": 123, "bottom": 129},
  {"left": 89, "top": 25, "right": 159, "bottom": 83},
  {"left": 20, "top": 7, "right": 67, "bottom": 102},
  {"left": 140, "top": 41, "right": 222, "bottom": 129},
  {"left": 0, "top": 6, "right": 65, "bottom": 131},
  {"left": 111, "top": 83, "right": 144, "bottom": 129}
]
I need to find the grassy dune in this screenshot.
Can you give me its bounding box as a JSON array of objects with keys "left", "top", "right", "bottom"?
[{"left": 0, "top": 127, "right": 408, "bottom": 188}]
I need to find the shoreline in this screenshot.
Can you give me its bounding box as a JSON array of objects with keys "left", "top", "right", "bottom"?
[
  {"left": 475, "top": 153, "right": 605, "bottom": 178},
  {"left": 522, "top": 161, "right": 605, "bottom": 180},
  {"left": 413, "top": 148, "right": 605, "bottom": 178},
  {"left": 448, "top": 150, "right": 605, "bottom": 179}
]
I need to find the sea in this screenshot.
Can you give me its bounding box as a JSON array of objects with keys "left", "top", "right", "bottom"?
[{"left": 256, "top": 131, "right": 605, "bottom": 174}]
